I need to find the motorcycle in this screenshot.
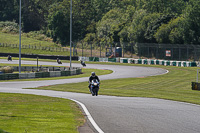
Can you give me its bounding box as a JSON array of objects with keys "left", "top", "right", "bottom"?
[
  {"left": 57, "top": 60, "right": 62, "bottom": 64},
  {"left": 7, "top": 55, "right": 12, "bottom": 61},
  {"left": 81, "top": 60, "right": 86, "bottom": 67},
  {"left": 57, "top": 58, "right": 62, "bottom": 64},
  {"left": 90, "top": 79, "right": 100, "bottom": 96}
]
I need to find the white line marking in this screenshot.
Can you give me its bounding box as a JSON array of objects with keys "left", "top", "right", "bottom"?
[{"left": 70, "top": 98, "right": 104, "bottom": 133}]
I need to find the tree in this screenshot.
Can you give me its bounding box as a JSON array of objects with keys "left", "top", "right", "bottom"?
[
  {"left": 137, "top": 0, "right": 186, "bottom": 15},
  {"left": 183, "top": 0, "right": 200, "bottom": 44},
  {"left": 154, "top": 17, "right": 185, "bottom": 44},
  {"left": 22, "top": 0, "right": 57, "bottom": 32},
  {"left": 145, "top": 14, "right": 174, "bottom": 43},
  {"left": 48, "top": 1, "right": 70, "bottom": 45},
  {"left": 96, "top": 8, "right": 126, "bottom": 43},
  {"left": 0, "top": 0, "right": 19, "bottom": 21}
]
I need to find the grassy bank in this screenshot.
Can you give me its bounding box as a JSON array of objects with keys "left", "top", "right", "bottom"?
[
  {"left": 0, "top": 32, "right": 71, "bottom": 56},
  {"left": 0, "top": 32, "right": 56, "bottom": 47},
  {"left": 30, "top": 65, "right": 200, "bottom": 105},
  {"left": 0, "top": 93, "right": 84, "bottom": 133}
]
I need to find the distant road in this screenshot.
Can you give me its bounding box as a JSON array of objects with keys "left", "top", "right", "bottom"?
[{"left": 1, "top": 59, "right": 200, "bottom": 133}]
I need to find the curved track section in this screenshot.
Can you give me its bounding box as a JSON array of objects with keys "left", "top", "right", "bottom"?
[
  {"left": 0, "top": 59, "right": 167, "bottom": 88},
  {"left": 0, "top": 59, "right": 200, "bottom": 133}
]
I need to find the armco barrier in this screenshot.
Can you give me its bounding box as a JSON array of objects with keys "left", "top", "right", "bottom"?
[
  {"left": 99, "top": 58, "right": 108, "bottom": 62},
  {"left": 19, "top": 73, "right": 35, "bottom": 79},
  {"left": 76, "top": 69, "right": 82, "bottom": 74},
  {"left": 130, "top": 59, "right": 197, "bottom": 67},
  {"left": 61, "top": 71, "right": 70, "bottom": 76},
  {"left": 79, "top": 56, "right": 197, "bottom": 67},
  {"left": 89, "top": 57, "right": 99, "bottom": 62},
  {"left": 120, "top": 58, "right": 128, "bottom": 63},
  {"left": 0, "top": 68, "right": 82, "bottom": 80},
  {"left": 108, "top": 58, "right": 116, "bottom": 62},
  {"left": 0, "top": 74, "right": 5, "bottom": 80},
  {"left": 5, "top": 73, "right": 19, "bottom": 80},
  {"left": 70, "top": 70, "right": 76, "bottom": 75},
  {"left": 13, "top": 66, "right": 69, "bottom": 72},
  {"left": 50, "top": 71, "right": 61, "bottom": 77}
]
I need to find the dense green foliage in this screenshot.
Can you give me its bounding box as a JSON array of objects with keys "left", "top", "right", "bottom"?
[{"left": 0, "top": 0, "right": 200, "bottom": 45}]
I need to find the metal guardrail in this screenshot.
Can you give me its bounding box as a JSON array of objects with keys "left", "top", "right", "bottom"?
[{"left": 0, "top": 67, "right": 82, "bottom": 80}]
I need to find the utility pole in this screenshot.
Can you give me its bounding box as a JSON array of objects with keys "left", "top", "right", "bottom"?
[
  {"left": 69, "top": 0, "right": 72, "bottom": 70},
  {"left": 19, "top": 0, "right": 21, "bottom": 73}
]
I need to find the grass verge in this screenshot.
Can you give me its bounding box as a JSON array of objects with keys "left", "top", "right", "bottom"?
[
  {"left": 0, "top": 32, "right": 56, "bottom": 47},
  {"left": 0, "top": 93, "right": 84, "bottom": 133},
  {"left": 30, "top": 65, "right": 200, "bottom": 105}
]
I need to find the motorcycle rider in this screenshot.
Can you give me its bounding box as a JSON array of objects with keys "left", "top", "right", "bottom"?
[
  {"left": 88, "top": 72, "right": 100, "bottom": 90},
  {"left": 80, "top": 60, "right": 86, "bottom": 67}
]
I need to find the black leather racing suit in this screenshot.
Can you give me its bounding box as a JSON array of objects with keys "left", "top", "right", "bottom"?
[{"left": 88, "top": 75, "right": 100, "bottom": 89}]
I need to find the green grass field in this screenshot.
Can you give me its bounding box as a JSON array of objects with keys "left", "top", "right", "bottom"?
[
  {"left": 0, "top": 32, "right": 71, "bottom": 56},
  {"left": 0, "top": 61, "right": 112, "bottom": 132},
  {"left": 0, "top": 32, "right": 56, "bottom": 47},
  {"left": 31, "top": 64, "right": 200, "bottom": 105},
  {"left": 1, "top": 31, "right": 200, "bottom": 131},
  {"left": 0, "top": 93, "right": 84, "bottom": 133}
]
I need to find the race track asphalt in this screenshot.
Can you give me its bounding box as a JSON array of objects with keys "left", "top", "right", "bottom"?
[{"left": 0, "top": 59, "right": 200, "bottom": 133}]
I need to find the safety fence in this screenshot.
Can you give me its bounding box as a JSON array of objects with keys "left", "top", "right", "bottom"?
[
  {"left": 0, "top": 43, "right": 69, "bottom": 52},
  {"left": 2, "top": 42, "right": 200, "bottom": 61},
  {"left": 75, "top": 42, "right": 200, "bottom": 61},
  {"left": 0, "top": 66, "right": 82, "bottom": 80},
  {"left": 79, "top": 56, "right": 198, "bottom": 67}
]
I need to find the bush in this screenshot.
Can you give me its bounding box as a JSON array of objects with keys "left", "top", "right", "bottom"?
[
  {"left": 2, "top": 26, "right": 18, "bottom": 33},
  {"left": 23, "top": 31, "right": 53, "bottom": 42},
  {"left": 0, "top": 66, "right": 14, "bottom": 73},
  {"left": 0, "top": 21, "right": 18, "bottom": 33}
]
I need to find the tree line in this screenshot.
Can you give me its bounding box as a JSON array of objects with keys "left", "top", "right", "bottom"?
[{"left": 0, "top": 0, "right": 200, "bottom": 46}]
